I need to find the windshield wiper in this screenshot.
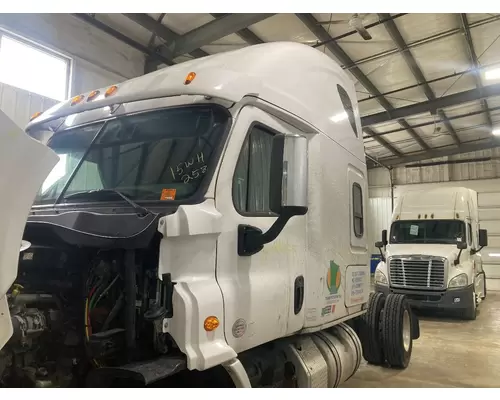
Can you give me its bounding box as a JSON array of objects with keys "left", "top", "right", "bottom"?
[{"left": 63, "top": 189, "right": 152, "bottom": 217}]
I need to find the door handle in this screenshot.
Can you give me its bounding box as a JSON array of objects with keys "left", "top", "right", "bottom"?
[{"left": 294, "top": 276, "right": 304, "bottom": 315}]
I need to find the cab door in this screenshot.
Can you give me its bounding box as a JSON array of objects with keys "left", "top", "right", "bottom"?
[{"left": 215, "top": 105, "right": 307, "bottom": 353}]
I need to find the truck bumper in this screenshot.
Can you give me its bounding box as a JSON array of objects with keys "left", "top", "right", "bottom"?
[{"left": 374, "top": 284, "right": 474, "bottom": 311}]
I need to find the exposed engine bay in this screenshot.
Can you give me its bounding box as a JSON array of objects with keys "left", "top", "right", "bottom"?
[{"left": 0, "top": 216, "right": 187, "bottom": 388}]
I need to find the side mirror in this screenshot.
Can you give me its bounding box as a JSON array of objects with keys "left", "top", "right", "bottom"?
[
  {"left": 238, "top": 134, "right": 308, "bottom": 256},
  {"left": 456, "top": 241, "right": 467, "bottom": 250},
  {"left": 479, "top": 229, "right": 488, "bottom": 248},
  {"left": 381, "top": 229, "right": 388, "bottom": 246},
  {"left": 375, "top": 230, "right": 388, "bottom": 261}
]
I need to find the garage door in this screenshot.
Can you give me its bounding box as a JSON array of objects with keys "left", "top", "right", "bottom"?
[{"left": 478, "top": 192, "right": 500, "bottom": 290}]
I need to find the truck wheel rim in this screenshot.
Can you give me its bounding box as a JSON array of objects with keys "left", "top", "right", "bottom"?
[{"left": 402, "top": 309, "right": 411, "bottom": 352}]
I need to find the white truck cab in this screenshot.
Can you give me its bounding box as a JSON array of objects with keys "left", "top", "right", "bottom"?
[
  {"left": 374, "top": 187, "right": 488, "bottom": 320},
  {"left": 0, "top": 42, "right": 418, "bottom": 388}
]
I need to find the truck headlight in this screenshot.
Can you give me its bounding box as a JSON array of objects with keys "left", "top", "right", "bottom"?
[
  {"left": 375, "top": 269, "right": 388, "bottom": 286},
  {"left": 449, "top": 273, "right": 468, "bottom": 288}
]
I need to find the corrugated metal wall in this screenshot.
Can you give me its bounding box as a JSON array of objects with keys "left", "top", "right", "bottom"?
[
  {"left": 368, "top": 197, "right": 392, "bottom": 255},
  {"left": 392, "top": 148, "right": 500, "bottom": 185},
  {"left": 0, "top": 82, "right": 57, "bottom": 129}
]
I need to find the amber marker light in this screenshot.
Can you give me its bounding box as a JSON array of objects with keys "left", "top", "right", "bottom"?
[
  {"left": 184, "top": 72, "right": 196, "bottom": 85},
  {"left": 204, "top": 316, "right": 220, "bottom": 332}
]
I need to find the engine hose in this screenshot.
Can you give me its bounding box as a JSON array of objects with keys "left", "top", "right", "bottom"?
[
  {"left": 92, "top": 275, "right": 120, "bottom": 309},
  {"left": 13, "top": 294, "right": 62, "bottom": 310},
  {"left": 101, "top": 293, "right": 125, "bottom": 332}
]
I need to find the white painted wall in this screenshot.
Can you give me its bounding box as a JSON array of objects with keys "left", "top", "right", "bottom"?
[{"left": 0, "top": 14, "right": 144, "bottom": 97}]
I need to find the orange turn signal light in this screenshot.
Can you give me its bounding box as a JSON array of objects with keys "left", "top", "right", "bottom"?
[
  {"left": 204, "top": 316, "right": 219, "bottom": 332},
  {"left": 184, "top": 72, "right": 196, "bottom": 85},
  {"left": 105, "top": 85, "right": 118, "bottom": 97},
  {"left": 87, "top": 90, "right": 100, "bottom": 102},
  {"left": 30, "top": 111, "right": 42, "bottom": 121},
  {"left": 70, "top": 94, "right": 84, "bottom": 106}
]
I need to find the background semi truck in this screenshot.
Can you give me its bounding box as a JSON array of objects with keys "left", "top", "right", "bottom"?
[
  {"left": 0, "top": 42, "right": 418, "bottom": 388},
  {"left": 374, "top": 187, "right": 488, "bottom": 320}
]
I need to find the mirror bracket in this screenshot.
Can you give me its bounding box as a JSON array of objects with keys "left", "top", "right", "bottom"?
[
  {"left": 374, "top": 241, "right": 386, "bottom": 262},
  {"left": 455, "top": 241, "right": 467, "bottom": 265},
  {"left": 238, "top": 206, "right": 307, "bottom": 256},
  {"left": 471, "top": 246, "right": 484, "bottom": 255}
]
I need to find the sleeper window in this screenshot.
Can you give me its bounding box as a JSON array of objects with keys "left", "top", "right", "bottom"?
[
  {"left": 352, "top": 183, "right": 364, "bottom": 238},
  {"left": 233, "top": 125, "right": 275, "bottom": 214},
  {"left": 337, "top": 85, "right": 358, "bottom": 138},
  {"left": 467, "top": 223, "right": 472, "bottom": 246}
]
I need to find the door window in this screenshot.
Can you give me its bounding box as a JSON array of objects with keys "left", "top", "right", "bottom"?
[{"left": 233, "top": 124, "right": 275, "bottom": 214}]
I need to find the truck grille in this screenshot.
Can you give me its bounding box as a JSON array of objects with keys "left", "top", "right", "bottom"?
[{"left": 389, "top": 256, "right": 446, "bottom": 290}]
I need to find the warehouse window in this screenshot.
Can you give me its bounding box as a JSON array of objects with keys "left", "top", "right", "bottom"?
[
  {"left": 233, "top": 124, "right": 275, "bottom": 215},
  {"left": 352, "top": 183, "right": 364, "bottom": 237},
  {"left": 337, "top": 85, "right": 358, "bottom": 138},
  {"left": 0, "top": 34, "right": 69, "bottom": 101}
]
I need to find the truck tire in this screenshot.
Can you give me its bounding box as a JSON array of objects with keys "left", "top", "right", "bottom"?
[
  {"left": 357, "top": 292, "right": 385, "bottom": 365},
  {"left": 381, "top": 294, "right": 412, "bottom": 369}
]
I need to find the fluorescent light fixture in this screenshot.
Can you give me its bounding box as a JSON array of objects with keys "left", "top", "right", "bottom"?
[
  {"left": 489, "top": 253, "right": 500, "bottom": 257},
  {"left": 493, "top": 128, "right": 500, "bottom": 136},
  {"left": 330, "top": 112, "right": 348, "bottom": 123},
  {"left": 485, "top": 68, "right": 500, "bottom": 81}
]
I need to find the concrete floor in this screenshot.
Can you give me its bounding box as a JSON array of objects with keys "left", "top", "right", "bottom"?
[{"left": 342, "top": 292, "right": 500, "bottom": 388}]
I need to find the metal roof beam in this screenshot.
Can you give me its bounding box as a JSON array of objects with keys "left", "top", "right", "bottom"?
[
  {"left": 72, "top": 14, "right": 173, "bottom": 66},
  {"left": 296, "top": 13, "right": 430, "bottom": 152},
  {"left": 374, "top": 138, "right": 500, "bottom": 167},
  {"left": 210, "top": 14, "right": 264, "bottom": 45},
  {"left": 364, "top": 127, "right": 403, "bottom": 157},
  {"left": 346, "top": 14, "right": 500, "bottom": 71},
  {"left": 150, "top": 13, "right": 273, "bottom": 60},
  {"left": 139, "top": 13, "right": 272, "bottom": 72},
  {"left": 364, "top": 104, "right": 500, "bottom": 138},
  {"left": 459, "top": 13, "right": 493, "bottom": 129},
  {"left": 379, "top": 13, "right": 460, "bottom": 146},
  {"left": 358, "top": 64, "right": 500, "bottom": 103},
  {"left": 362, "top": 82, "right": 500, "bottom": 126},
  {"left": 124, "top": 13, "right": 209, "bottom": 72}
]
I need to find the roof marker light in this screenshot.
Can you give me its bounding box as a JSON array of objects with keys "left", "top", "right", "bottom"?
[
  {"left": 184, "top": 72, "right": 196, "bottom": 85},
  {"left": 87, "top": 90, "right": 100, "bottom": 102},
  {"left": 71, "top": 95, "right": 84, "bottom": 106},
  {"left": 105, "top": 85, "right": 118, "bottom": 97},
  {"left": 30, "top": 111, "right": 42, "bottom": 121}
]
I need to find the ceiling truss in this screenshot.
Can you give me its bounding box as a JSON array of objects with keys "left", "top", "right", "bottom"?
[{"left": 71, "top": 13, "right": 500, "bottom": 167}]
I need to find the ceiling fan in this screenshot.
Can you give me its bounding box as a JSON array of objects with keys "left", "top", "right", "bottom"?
[{"left": 317, "top": 13, "right": 373, "bottom": 41}]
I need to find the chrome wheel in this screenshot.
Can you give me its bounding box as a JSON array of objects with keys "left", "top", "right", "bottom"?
[{"left": 402, "top": 309, "right": 411, "bottom": 352}]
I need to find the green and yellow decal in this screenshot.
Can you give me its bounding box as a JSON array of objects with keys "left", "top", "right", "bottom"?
[{"left": 327, "top": 260, "right": 341, "bottom": 294}]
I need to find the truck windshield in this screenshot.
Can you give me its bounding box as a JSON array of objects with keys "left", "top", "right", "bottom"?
[
  {"left": 390, "top": 220, "right": 466, "bottom": 245},
  {"left": 33, "top": 105, "right": 229, "bottom": 206}
]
